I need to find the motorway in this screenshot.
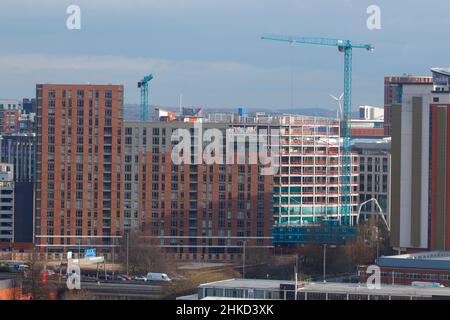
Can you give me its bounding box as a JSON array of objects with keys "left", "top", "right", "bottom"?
[
  {"left": 80, "top": 281, "right": 164, "bottom": 299},
  {"left": 0, "top": 271, "right": 168, "bottom": 299}
]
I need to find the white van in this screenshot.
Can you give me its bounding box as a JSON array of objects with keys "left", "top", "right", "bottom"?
[{"left": 146, "top": 272, "right": 171, "bottom": 282}]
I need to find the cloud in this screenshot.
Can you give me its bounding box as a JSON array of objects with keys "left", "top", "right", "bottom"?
[
  {"left": 4, "top": 0, "right": 444, "bottom": 108},
  {"left": 0, "top": 53, "right": 349, "bottom": 109},
  {"left": 0, "top": 53, "right": 288, "bottom": 106}
]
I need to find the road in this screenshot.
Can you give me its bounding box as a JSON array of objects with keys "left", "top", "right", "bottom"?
[
  {"left": 0, "top": 271, "right": 167, "bottom": 299},
  {"left": 80, "top": 281, "right": 164, "bottom": 299}
]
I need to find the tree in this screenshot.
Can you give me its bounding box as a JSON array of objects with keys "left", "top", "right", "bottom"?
[
  {"left": 22, "top": 249, "right": 59, "bottom": 300},
  {"left": 162, "top": 267, "right": 240, "bottom": 299},
  {"left": 239, "top": 240, "right": 275, "bottom": 279},
  {"left": 118, "top": 227, "right": 176, "bottom": 275}
]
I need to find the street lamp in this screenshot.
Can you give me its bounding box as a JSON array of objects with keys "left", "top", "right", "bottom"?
[
  {"left": 112, "top": 236, "right": 115, "bottom": 279},
  {"left": 242, "top": 240, "right": 248, "bottom": 279},
  {"left": 126, "top": 232, "right": 129, "bottom": 277},
  {"left": 294, "top": 254, "right": 304, "bottom": 300},
  {"left": 322, "top": 244, "right": 336, "bottom": 283}
]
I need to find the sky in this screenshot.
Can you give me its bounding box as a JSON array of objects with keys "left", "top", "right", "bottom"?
[{"left": 0, "top": 0, "right": 450, "bottom": 111}]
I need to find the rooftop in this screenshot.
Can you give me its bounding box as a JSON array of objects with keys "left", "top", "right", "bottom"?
[
  {"left": 382, "top": 251, "right": 450, "bottom": 261},
  {"left": 378, "top": 251, "right": 450, "bottom": 270},
  {"left": 199, "top": 278, "right": 289, "bottom": 290},
  {"left": 431, "top": 67, "right": 450, "bottom": 76},
  {"left": 198, "top": 278, "right": 450, "bottom": 298}
]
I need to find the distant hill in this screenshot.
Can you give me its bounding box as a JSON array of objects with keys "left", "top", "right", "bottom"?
[{"left": 124, "top": 104, "right": 359, "bottom": 120}]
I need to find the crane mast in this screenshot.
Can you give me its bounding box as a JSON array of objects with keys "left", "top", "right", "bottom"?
[
  {"left": 261, "top": 34, "right": 374, "bottom": 225},
  {"left": 138, "top": 74, "right": 154, "bottom": 122}
]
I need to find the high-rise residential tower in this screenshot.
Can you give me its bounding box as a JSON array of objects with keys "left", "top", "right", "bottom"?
[
  {"left": 391, "top": 68, "right": 450, "bottom": 251},
  {"left": 0, "top": 134, "right": 35, "bottom": 243},
  {"left": 122, "top": 120, "right": 274, "bottom": 261},
  {"left": 0, "top": 164, "right": 14, "bottom": 243},
  {"left": 34, "top": 84, "right": 124, "bottom": 251}
]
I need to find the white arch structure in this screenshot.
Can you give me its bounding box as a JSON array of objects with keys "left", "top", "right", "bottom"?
[{"left": 356, "top": 198, "right": 390, "bottom": 232}]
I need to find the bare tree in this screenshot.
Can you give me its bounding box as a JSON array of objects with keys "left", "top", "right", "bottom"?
[
  {"left": 118, "top": 227, "right": 176, "bottom": 275},
  {"left": 22, "top": 249, "right": 59, "bottom": 300},
  {"left": 162, "top": 266, "right": 240, "bottom": 299}
]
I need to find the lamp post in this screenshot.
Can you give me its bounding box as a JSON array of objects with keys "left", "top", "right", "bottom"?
[
  {"left": 323, "top": 244, "right": 327, "bottom": 283},
  {"left": 112, "top": 236, "right": 115, "bottom": 279},
  {"left": 323, "top": 244, "right": 336, "bottom": 283},
  {"left": 9, "top": 238, "right": 13, "bottom": 261},
  {"left": 242, "top": 240, "right": 248, "bottom": 279},
  {"left": 294, "top": 254, "right": 299, "bottom": 300},
  {"left": 375, "top": 227, "right": 380, "bottom": 263},
  {"left": 126, "top": 232, "right": 129, "bottom": 277}
]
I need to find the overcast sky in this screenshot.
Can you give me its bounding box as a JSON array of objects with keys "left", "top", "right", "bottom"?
[{"left": 0, "top": 0, "right": 449, "bottom": 111}]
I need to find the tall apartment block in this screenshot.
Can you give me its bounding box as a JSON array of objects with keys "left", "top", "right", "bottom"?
[
  {"left": 352, "top": 140, "right": 390, "bottom": 222},
  {"left": 384, "top": 75, "right": 432, "bottom": 136},
  {"left": 34, "top": 84, "right": 124, "bottom": 250},
  {"left": 123, "top": 121, "right": 274, "bottom": 261},
  {"left": 0, "top": 164, "right": 14, "bottom": 243},
  {"left": 391, "top": 68, "right": 450, "bottom": 251},
  {"left": 123, "top": 114, "right": 357, "bottom": 258},
  {"left": 0, "top": 134, "right": 35, "bottom": 243},
  {"left": 273, "top": 116, "right": 359, "bottom": 226},
  {"left": 0, "top": 134, "right": 35, "bottom": 183}
]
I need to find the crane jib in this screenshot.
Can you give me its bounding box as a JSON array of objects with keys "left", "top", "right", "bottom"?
[{"left": 261, "top": 34, "right": 374, "bottom": 226}]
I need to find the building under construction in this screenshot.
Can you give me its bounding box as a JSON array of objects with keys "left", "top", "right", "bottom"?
[
  {"left": 272, "top": 116, "right": 359, "bottom": 226},
  {"left": 207, "top": 113, "right": 359, "bottom": 246}
]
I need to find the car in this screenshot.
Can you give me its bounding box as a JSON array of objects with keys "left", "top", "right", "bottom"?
[
  {"left": 98, "top": 273, "right": 112, "bottom": 281},
  {"left": 46, "top": 270, "right": 63, "bottom": 280},
  {"left": 119, "top": 274, "right": 133, "bottom": 281},
  {"left": 146, "top": 272, "right": 171, "bottom": 282},
  {"left": 133, "top": 275, "right": 147, "bottom": 282},
  {"left": 114, "top": 275, "right": 128, "bottom": 281}
]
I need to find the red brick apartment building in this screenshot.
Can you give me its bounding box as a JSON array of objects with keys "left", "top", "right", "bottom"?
[
  {"left": 0, "top": 110, "right": 19, "bottom": 135},
  {"left": 430, "top": 104, "right": 450, "bottom": 251},
  {"left": 0, "top": 99, "right": 21, "bottom": 135},
  {"left": 34, "top": 84, "right": 273, "bottom": 260},
  {"left": 34, "top": 84, "right": 124, "bottom": 250},
  {"left": 121, "top": 121, "right": 274, "bottom": 261}
]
